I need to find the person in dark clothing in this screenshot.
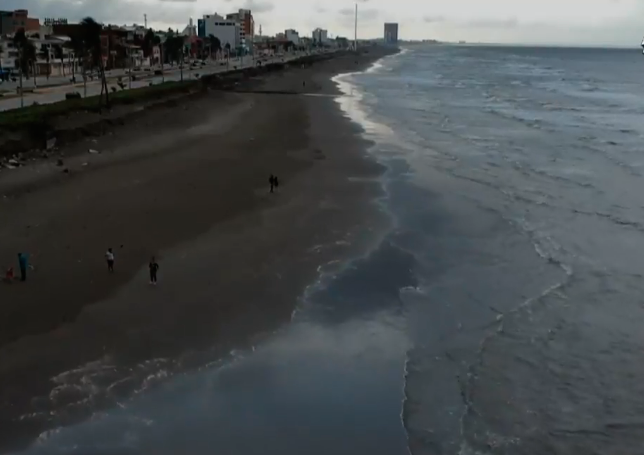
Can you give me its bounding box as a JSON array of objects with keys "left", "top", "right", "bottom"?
[
  {"left": 17, "top": 253, "right": 27, "bottom": 281},
  {"left": 269, "top": 174, "right": 275, "bottom": 193},
  {"left": 274, "top": 176, "right": 279, "bottom": 191},
  {"left": 149, "top": 257, "right": 159, "bottom": 285},
  {"left": 105, "top": 248, "right": 115, "bottom": 272}
]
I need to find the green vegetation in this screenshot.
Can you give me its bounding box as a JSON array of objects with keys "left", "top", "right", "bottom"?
[{"left": 0, "top": 81, "right": 196, "bottom": 129}]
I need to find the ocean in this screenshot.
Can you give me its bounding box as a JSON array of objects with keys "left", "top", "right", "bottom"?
[{"left": 14, "top": 45, "right": 644, "bottom": 454}]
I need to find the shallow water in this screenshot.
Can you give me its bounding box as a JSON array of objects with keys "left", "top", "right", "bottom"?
[
  {"left": 14, "top": 45, "right": 644, "bottom": 455},
  {"left": 350, "top": 45, "right": 644, "bottom": 454}
]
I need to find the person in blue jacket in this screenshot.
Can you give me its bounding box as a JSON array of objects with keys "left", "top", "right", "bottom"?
[{"left": 17, "top": 252, "right": 28, "bottom": 281}]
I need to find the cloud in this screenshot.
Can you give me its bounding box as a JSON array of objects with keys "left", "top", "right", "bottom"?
[
  {"left": 338, "top": 7, "right": 378, "bottom": 20},
  {"left": 465, "top": 17, "right": 519, "bottom": 28},
  {"left": 242, "top": 0, "right": 274, "bottom": 13},
  {"left": 6, "top": 0, "right": 193, "bottom": 27},
  {"left": 423, "top": 15, "right": 445, "bottom": 23}
]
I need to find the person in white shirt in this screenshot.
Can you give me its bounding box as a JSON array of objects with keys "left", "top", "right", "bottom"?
[{"left": 105, "top": 248, "right": 115, "bottom": 272}]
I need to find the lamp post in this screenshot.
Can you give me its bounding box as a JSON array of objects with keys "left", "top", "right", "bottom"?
[
  {"left": 180, "top": 48, "right": 184, "bottom": 82},
  {"left": 18, "top": 46, "right": 24, "bottom": 108},
  {"left": 160, "top": 43, "right": 165, "bottom": 83}
]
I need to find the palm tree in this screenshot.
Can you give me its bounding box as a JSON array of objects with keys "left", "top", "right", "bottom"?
[
  {"left": 142, "top": 29, "right": 155, "bottom": 59},
  {"left": 13, "top": 30, "right": 36, "bottom": 77},
  {"left": 80, "top": 16, "right": 109, "bottom": 107},
  {"left": 39, "top": 44, "right": 51, "bottom": 79},
  {"left": 67, "top": 34, "right": 84, "bottom": 84},
  {"left": 207, "top": 34, "right": 221, "bottom": 60},
  {"left": 224, "top": 42, "right": 231, "bottom": 65},
  {"left": 52, "top": 44, "right": 65, "bottom": 77},
  {"left": 163, "top": 31, "right": 183, "bottom": 67},
  {"left": 152, "top": 35, "right": 164, "bottom": 82}
]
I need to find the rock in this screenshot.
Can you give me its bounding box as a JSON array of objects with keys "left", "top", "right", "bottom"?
[
  {"left": 8, "top": 159, "right": 19, "bottom": 166},
  {"left": 82, "top": 162, "right": 89, "bottom": 167},
  {"left": 62, "top": 168, "right": 69, "bottom": 174},
  {"left": 88, "top": 149, "right": 100, "bottom": 154},
  {"left": 46, "top": 137, "right": 57, "bottom": 150},
  {"left": 56, "top": 159, "right": 64, "bottom": 167}
]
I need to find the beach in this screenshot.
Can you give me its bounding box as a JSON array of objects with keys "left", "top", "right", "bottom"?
[{"left": 0, "top": 46, "right": 397, "bottom": 453}]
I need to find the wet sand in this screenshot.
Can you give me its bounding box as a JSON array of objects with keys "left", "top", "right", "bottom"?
[{"left": 0, "top": 47, "right": 397, "bottom": 452}]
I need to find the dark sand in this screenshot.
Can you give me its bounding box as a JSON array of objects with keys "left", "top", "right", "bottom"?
[{"left": 0, "top": 47, "right": 397, "bottom": 452}]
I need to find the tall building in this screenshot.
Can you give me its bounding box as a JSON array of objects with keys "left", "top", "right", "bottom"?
[
  {"left": 384, "top": 22, "right": 399, "bottom": 44},
  {"left": 312, "top": 28, "right": 328, "bottom": 44},
  {"left": 285, "top": 29, "right": 300, "bottom": 45},
  {"left": 226, "top": 9, "right": 254, "bottom": 49},
  {"left": 0, "top": 9, "right": 40, "bottom": 35},
  {"left": 198, "top": 14, "right": 239, "bottom": 49}
]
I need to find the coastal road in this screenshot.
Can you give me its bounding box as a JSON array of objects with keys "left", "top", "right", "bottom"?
[{"left": 0, "top": 51, "right": 320, "bottom": 112}]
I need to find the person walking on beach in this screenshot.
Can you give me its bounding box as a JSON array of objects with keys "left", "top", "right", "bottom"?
[
  {"left": 105, "top": 248, "right": 115, "bottom": 272},
  {"left": 274, "top": 176, "right": 279, "bottom": 192},
  {"left": 149, "top": 257, "right": 159, "bottom": 285},
  {"left": 17, "top": 252, "right": 28, "bottom": 281},
  {"left": 269, "top": 174, "right": 275, "bottom": 193}
]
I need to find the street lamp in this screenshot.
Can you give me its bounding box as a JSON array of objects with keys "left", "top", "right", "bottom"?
[{"left": 18, "top": 45, "right": 24, "bottom": 108}]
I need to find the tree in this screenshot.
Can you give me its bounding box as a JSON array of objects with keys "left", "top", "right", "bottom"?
[
  {"left": 39, "top": 44, "right": 51, "bottom": 79},
  {"left": 67, "top": 34, "right": 85, "bottom": 83},
  {"left": 13, "top": 30, "right": 36, "bottom": 77},
  {"left": 152, "top": 35, "right": 162, "bottom": 65},
  {"left": 163, "top": 31, "right": 183, "bottom": 66},
  {"left": 80, "top": 17, "right": 109, "bottom": 107},
  {"left": 142, "top": 28, "right": 155, "bottom": 58},
  {"left": 208, "top": 34, "right": 221, "bottom": 59},
  {"left": 52, "top": 44, "right": 65, "bottom": 76}
]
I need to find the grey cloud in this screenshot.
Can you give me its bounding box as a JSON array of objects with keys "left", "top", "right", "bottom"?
[
  {"left": 6, "top": 0, "right": 194, "bottom": 26},
  {"left": 466, "top": 17, "right": 519, "bottom": 28},
  {"left": 421, "top": 15, "right": 518, "bottom": 28},
  {"left": 339, "top": 7, "right": 378, "bottom": 20},
  {"left": 241, "top": 0, "right": 274, "bottom": 13},
  {"left": 423, "top": 15, "right": 445, "bottom": 23}
]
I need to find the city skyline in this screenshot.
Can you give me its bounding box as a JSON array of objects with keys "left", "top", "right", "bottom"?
[{"left": 3, "top": 0, "right": 644, "bottom": 47}]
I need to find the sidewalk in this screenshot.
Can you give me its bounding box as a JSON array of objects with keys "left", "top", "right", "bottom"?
[{"left": 0, "top": 51, "right": 328, "bottom": 111}]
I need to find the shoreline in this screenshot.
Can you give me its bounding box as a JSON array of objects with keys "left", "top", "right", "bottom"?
[{"left": 0, "top": 46, "right": 398, "bottom": 453}]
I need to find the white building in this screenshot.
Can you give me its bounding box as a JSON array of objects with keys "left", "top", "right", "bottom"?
[
  {"left": 226, "top": 9, "right": 253, "bottom": 49},
  {"left": 36, "top": 36, "right": 80, "bottom": 77},
  {"left": 285, "top": 29, "right": 300, "bottom": 45},
  {"left": 122, "top": 24, "right": 147, "bottom": 41},
  {"left": 312, "top": 28, "right": 329, "bottom": 44},
  {"left": 0, "top": 35, "right": 79, "bottom": 77},
  {"left": 181, "top": 18, "right": 196, "bottom": 37},
  {"left": 0, "top": 37, "right": 18, "bottom": 71},
  {"left": 201, "top": 13, "right": 239, "bottom": 49}
]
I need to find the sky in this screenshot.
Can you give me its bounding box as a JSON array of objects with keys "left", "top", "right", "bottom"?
[{"left": 5, "top": 0, "right": 644, "bottom": 46}]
